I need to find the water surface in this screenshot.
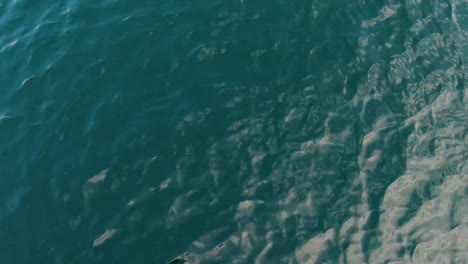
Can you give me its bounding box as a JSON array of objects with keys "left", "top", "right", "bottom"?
[{"left": 0, "top": 0, "right": 467, "bottom": 263}]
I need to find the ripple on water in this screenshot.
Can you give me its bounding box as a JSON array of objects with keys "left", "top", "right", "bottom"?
[{"left": 1, "top": 0, "right": 468, "bottom": 263}]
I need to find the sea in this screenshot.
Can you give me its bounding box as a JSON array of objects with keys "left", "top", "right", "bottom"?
[{"left": 0, "top": 0, "right": 467, "bottom": 263}]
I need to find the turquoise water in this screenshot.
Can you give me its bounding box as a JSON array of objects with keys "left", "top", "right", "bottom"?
[{"left": 1, "top": 0, "right": 467, "bottom": 263}]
